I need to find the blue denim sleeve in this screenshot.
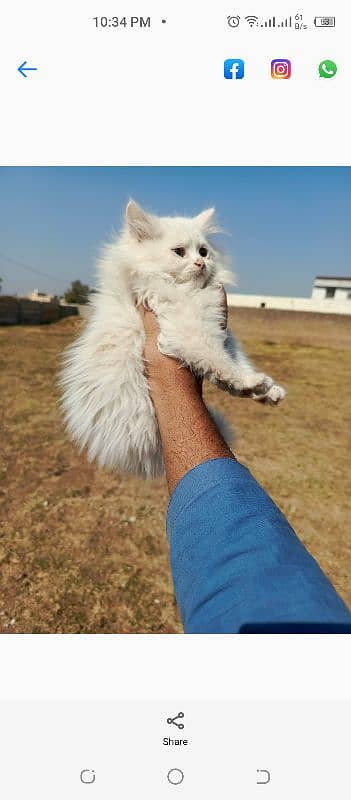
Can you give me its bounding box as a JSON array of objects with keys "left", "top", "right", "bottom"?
[{"left": 166, "top": 458, "right": 351, "bottom": 633}]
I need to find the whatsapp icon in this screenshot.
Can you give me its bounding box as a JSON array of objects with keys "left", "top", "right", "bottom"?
[{"left": 319, "top": 59, "right": 337, "bottom": 78}]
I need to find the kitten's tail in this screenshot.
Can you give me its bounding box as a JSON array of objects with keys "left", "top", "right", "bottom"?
[{"left": 207, "top": 406, "right": 235, "bottom": 449}]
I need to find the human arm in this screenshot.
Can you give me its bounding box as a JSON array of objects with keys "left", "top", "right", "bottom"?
[{"left": 140, "top": 303, "right": 351, "bottom": 633}]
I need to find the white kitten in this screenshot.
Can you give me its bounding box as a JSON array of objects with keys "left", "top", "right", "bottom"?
[{"left": 59, "top": 201, "right": 286, "bottom": 478}]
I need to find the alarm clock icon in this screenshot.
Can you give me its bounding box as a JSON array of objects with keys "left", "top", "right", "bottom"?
[{"left": 80, "top": 769, "right": 96, "bottom": 784}]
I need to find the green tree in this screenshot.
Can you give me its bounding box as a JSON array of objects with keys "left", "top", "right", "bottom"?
[
  {"left": 0, "top": 276, "right": 2, "bottom": 294},
  {"left": 64, "top": 279, "right": 90, "bottom": 304}
]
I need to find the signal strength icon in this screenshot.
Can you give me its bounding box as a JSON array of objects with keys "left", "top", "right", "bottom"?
[
  {"left": 245, "top": 15, "right": 259, "bottom": 27},
  {"left": 260, "top": 15, "right": 293, "bottom": 27}
]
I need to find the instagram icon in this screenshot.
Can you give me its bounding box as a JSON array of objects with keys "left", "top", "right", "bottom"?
[{"left": 271, "top": 59, "right": 291, "bottom": 79}]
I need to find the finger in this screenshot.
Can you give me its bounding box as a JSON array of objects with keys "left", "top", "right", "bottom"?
[{"left": 219, "top": 285, "right": 228, "bottom": 329}]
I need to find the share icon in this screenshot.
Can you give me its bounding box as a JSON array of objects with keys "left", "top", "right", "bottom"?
[{"left": 167, "top": 711, "right": 185, "bottom": 730}]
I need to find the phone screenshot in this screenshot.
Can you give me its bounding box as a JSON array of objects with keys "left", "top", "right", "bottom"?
[{"left": 0, "top": 0, "right": 350, "bottom": 797}]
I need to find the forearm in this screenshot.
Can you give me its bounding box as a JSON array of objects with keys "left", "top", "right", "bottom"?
[{"left": 149, "top": 361, "right": 235, "bottom": 495}]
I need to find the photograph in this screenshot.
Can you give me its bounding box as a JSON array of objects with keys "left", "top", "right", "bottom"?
[{"left": 0, "top": 166, "right": 350, "bottom": 633}]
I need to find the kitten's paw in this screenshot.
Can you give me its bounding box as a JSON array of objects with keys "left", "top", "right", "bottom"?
[
  {"left": 236, "top": 372, "right": 274, "bottom": 396},
  {"left": 255, "top": 383, "right": 286, "bottom": 405}
]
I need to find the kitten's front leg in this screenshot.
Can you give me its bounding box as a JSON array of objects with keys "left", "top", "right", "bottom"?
[
  {"left": 157, "top": 317, "right": 270, "bottom": 398},
  {"left": 222, "top": 330, "right": 286, "bottom": 404},
  {"left": 157, "top": 314, "right": 285, "bottom": 404}
]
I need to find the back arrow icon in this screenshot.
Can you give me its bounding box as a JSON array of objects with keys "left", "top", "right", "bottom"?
[{"left": 18, "top": 61, "right": 38, "bottom": 78}]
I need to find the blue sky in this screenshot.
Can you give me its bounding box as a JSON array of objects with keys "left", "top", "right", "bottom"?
[{"left": 0, "top": 167, "right": 350, "bottom": 297}]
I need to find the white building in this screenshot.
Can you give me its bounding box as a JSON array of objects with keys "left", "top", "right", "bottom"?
[
  {"left": 27, "top": 289, "right": 56, "bottom": 303},
  {"left": 311, "top": 276, "right": 351, "bottom": 302},
  {"left": 227, "top": 275, "right": 351, "bottom": 315}
]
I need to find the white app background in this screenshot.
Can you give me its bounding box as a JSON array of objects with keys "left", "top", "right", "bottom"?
[{"left": 0, "top": 0, "right": 349, "bottom": 164}]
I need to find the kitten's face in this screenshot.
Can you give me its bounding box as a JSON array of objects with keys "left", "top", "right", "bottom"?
[
  {"left": 153, "top": 222, "right": 216, "bottom": 287},
  {"left": 124, "top": 201, "right": 221, "bottom": 288}
]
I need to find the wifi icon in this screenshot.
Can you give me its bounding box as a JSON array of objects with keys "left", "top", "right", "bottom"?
[{"left": 245, "top": 15, "right": 259, "bottom": 26}]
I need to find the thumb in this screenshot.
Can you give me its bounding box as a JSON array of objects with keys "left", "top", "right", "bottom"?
[{"left": 139, "top": 304, "right": 161, "bottom": 336}]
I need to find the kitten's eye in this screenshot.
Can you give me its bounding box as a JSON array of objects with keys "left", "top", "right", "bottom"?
[
  {"left": 173, "top": 247, "right": 186, "bottom": 258},
  {"left": 199, "top": 246, "right": 208, "bottom": 257}
]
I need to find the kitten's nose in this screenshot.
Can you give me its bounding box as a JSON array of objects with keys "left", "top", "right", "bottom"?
[{"left": 194, "top": 260, "right": 205, "bottom": 271}]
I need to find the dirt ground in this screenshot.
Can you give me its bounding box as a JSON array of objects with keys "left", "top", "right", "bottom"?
[{"left": 0, "top": 307, "right": 350, "bottom": 633}]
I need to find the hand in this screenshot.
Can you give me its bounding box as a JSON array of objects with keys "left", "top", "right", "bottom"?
[
  {"left": 139, "top": 285, "right": 228, "bottom": 399},
  {"left": 139, "top": 303, "right": 202, "bottom": 398}
]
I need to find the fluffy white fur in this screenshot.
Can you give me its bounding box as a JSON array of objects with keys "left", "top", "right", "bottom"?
[{"left": 59, "top": 201, "right": 286, "bottom": 478}]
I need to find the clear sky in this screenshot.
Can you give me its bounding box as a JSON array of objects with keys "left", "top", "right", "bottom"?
[{"left": 0, "top": 167, "right": 350, "bottom": 297}]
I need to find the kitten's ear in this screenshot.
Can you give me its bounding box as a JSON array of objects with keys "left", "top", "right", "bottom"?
[
  {"left": 125, "top": 200, "right": 156, "bottom": 241},
  {"left": 195, "top": 207, "right": 219, "bottom": 234}
]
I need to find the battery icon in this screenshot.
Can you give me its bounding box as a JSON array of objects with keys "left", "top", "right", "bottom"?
[{"left": 314, "top": 16, "right": 336, "bottom": 27}]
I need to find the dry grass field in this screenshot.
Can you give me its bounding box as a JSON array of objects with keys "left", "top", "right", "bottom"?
[{"left": 0, "top": 307, "right": 350, "bottom": 633}]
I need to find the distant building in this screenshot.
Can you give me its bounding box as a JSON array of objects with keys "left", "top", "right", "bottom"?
[
  {"left": 311, "top": 276, "right": 351, "bottom": 302},
  {"left": 27, "top": 289, "right": 60, "bottom": 304},
  {"left": 227, "top": 275, "right": 351, "bottom": 315}
]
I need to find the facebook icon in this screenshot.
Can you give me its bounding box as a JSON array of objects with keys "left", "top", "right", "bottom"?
[{"left": 224, "top": 59, "right": 245, "bottom": 79}]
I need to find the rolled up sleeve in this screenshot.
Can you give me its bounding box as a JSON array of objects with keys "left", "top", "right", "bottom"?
[{"left": 166, "top": 458, "right": 351, "bottom": 633}]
